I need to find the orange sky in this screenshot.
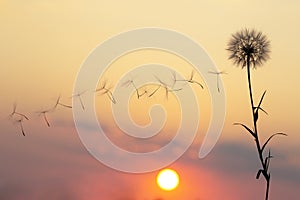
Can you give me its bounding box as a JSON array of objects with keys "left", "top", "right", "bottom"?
[{"left": 1, "top": 0, "right": 300, "bottom": 199}]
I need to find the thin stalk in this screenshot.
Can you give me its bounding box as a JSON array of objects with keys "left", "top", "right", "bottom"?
[
  {"left": 246, "top": 59, "right": 264, "bottom": 165},
  {"left": 265, "top": 175, "right": 270, "bottom": 200},
  {"left": 246, "top": 56, "right": 270, "bottom": 200}
]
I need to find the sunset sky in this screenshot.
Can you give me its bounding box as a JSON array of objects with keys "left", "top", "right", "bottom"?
[{"left": 1, "top": 0, "right": 300, "bottom": 199}]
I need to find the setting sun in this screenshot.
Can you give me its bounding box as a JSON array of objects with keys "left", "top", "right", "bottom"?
[{"left": 156, "top": 169, "right": 180, "bottom": 191}]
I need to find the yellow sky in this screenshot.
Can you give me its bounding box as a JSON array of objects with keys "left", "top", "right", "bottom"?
[
  {"left": 0, "top": 0, "right": 298, "bottom": 153},
  {"left": 1, "top": 1, "right": 299, "bottom": 140},
  {"left": 1, "top": 1, "right": 300, "bottom": 199}
]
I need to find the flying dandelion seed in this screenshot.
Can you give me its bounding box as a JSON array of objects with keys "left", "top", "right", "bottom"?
[
  {"left": 148, "top": 84, "right": 161, "bottom": 98},
  {"left": 95, "top": 80, "right": 116, "bottom": 104},
  {"left": 154, "top": 75, "right": 182, "bottom": 100},
  {"left": 36, "top": 108, "right": 52, "bottom": 127},
  {"left": 137, "top": 86, "right": 149, "bottom": 98},
  {"left": 71, "top": 90, "right": 88, "bottom": 110},
  {"left": 8, "top": 103, "right": 29, "bottom": 120},
  {"left": 52, "top": 95, "right": 72, "bottom": 111},
  {"left": 12, "top": 116, "right": 27, "bottom": 136},
  {"left": 174, "top": 70, "right": 204, "bottom": 89},
  {"left": 208, "top": 70, "right": 227, "bottom": 93},
  {"left": 121, "top": 77, "right": 141, "bottom": 99}
]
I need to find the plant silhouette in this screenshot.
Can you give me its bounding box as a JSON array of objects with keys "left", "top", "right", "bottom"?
[{"left": 227, "top": 28, "right": 287, "bottom": 200}]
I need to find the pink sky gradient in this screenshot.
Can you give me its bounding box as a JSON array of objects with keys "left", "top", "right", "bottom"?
[
  {"left": 1, "top": 1, "right": 300, "bottom": 199},
  {"left": 0, "top": 119, "right": 299, "bottom": 199}
]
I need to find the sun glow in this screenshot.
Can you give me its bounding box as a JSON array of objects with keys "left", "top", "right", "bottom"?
[{"left": 156, "top": 169, "right": 180, "bottom": 191}]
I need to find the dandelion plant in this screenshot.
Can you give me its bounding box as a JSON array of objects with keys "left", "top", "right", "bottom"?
[{"left": 227, "top": 28, "right": 287, "bottom": 200}]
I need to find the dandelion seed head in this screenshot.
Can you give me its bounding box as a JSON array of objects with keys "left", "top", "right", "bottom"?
[{"left": 227, "top": 28, "right": 270, "bottom": 68}]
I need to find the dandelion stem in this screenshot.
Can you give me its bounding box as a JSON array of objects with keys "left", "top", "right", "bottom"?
[
  {"left": 246, "top": 56, "right": 270, "bottom": 200},
  {"left": 246, "top": 57, "right": 263, "bottom": 163},
  {"left": 266, "top": 175, "right": 270, "bottom": 200}
]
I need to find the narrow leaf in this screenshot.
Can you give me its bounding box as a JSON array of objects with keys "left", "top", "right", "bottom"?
[
  {"left": 253, "top": 106, "right": 268, "bottom": 115},
  {"left": 256, "top": 169, "right": 263, "bottom": 179},
  {"left": 253, "top": 91, "right": 267, "bottom": 122},
  {"left": 233, "top": 123, "right": 256, "bottom": 138},
  {"left": 261, "top": 133, "right": 288, "bottom": 153},
  {"left": 256, "top": 90, "right": 267, "bottom": 111},
  {"left": 258, "top": 107, "right": 268, "bottom": 115},
  {"left": 265, "top": 149, "right": 273, "bottom": 171}
]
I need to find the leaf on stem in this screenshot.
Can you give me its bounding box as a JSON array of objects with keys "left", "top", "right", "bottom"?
[
  {"left": 261, "top": 133, "right": 287, "bottom": 153},
  {"left": 233, "top": 123, "right": 256, "bottom": 138},
  {"left": 256, "top": 169, "right": 263, "bottom": 179},
  {"left": 254, "top": 91, "right": 267, "bottom": 123},
  {"left": 253, "top": 106, "right": 268, "bottom": 115},
  {"left": 257, "top": 91, "right": 267, "bottom": 110},
  {"left": 265, "top": 149, "right": 273, "bottom": 172}
]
